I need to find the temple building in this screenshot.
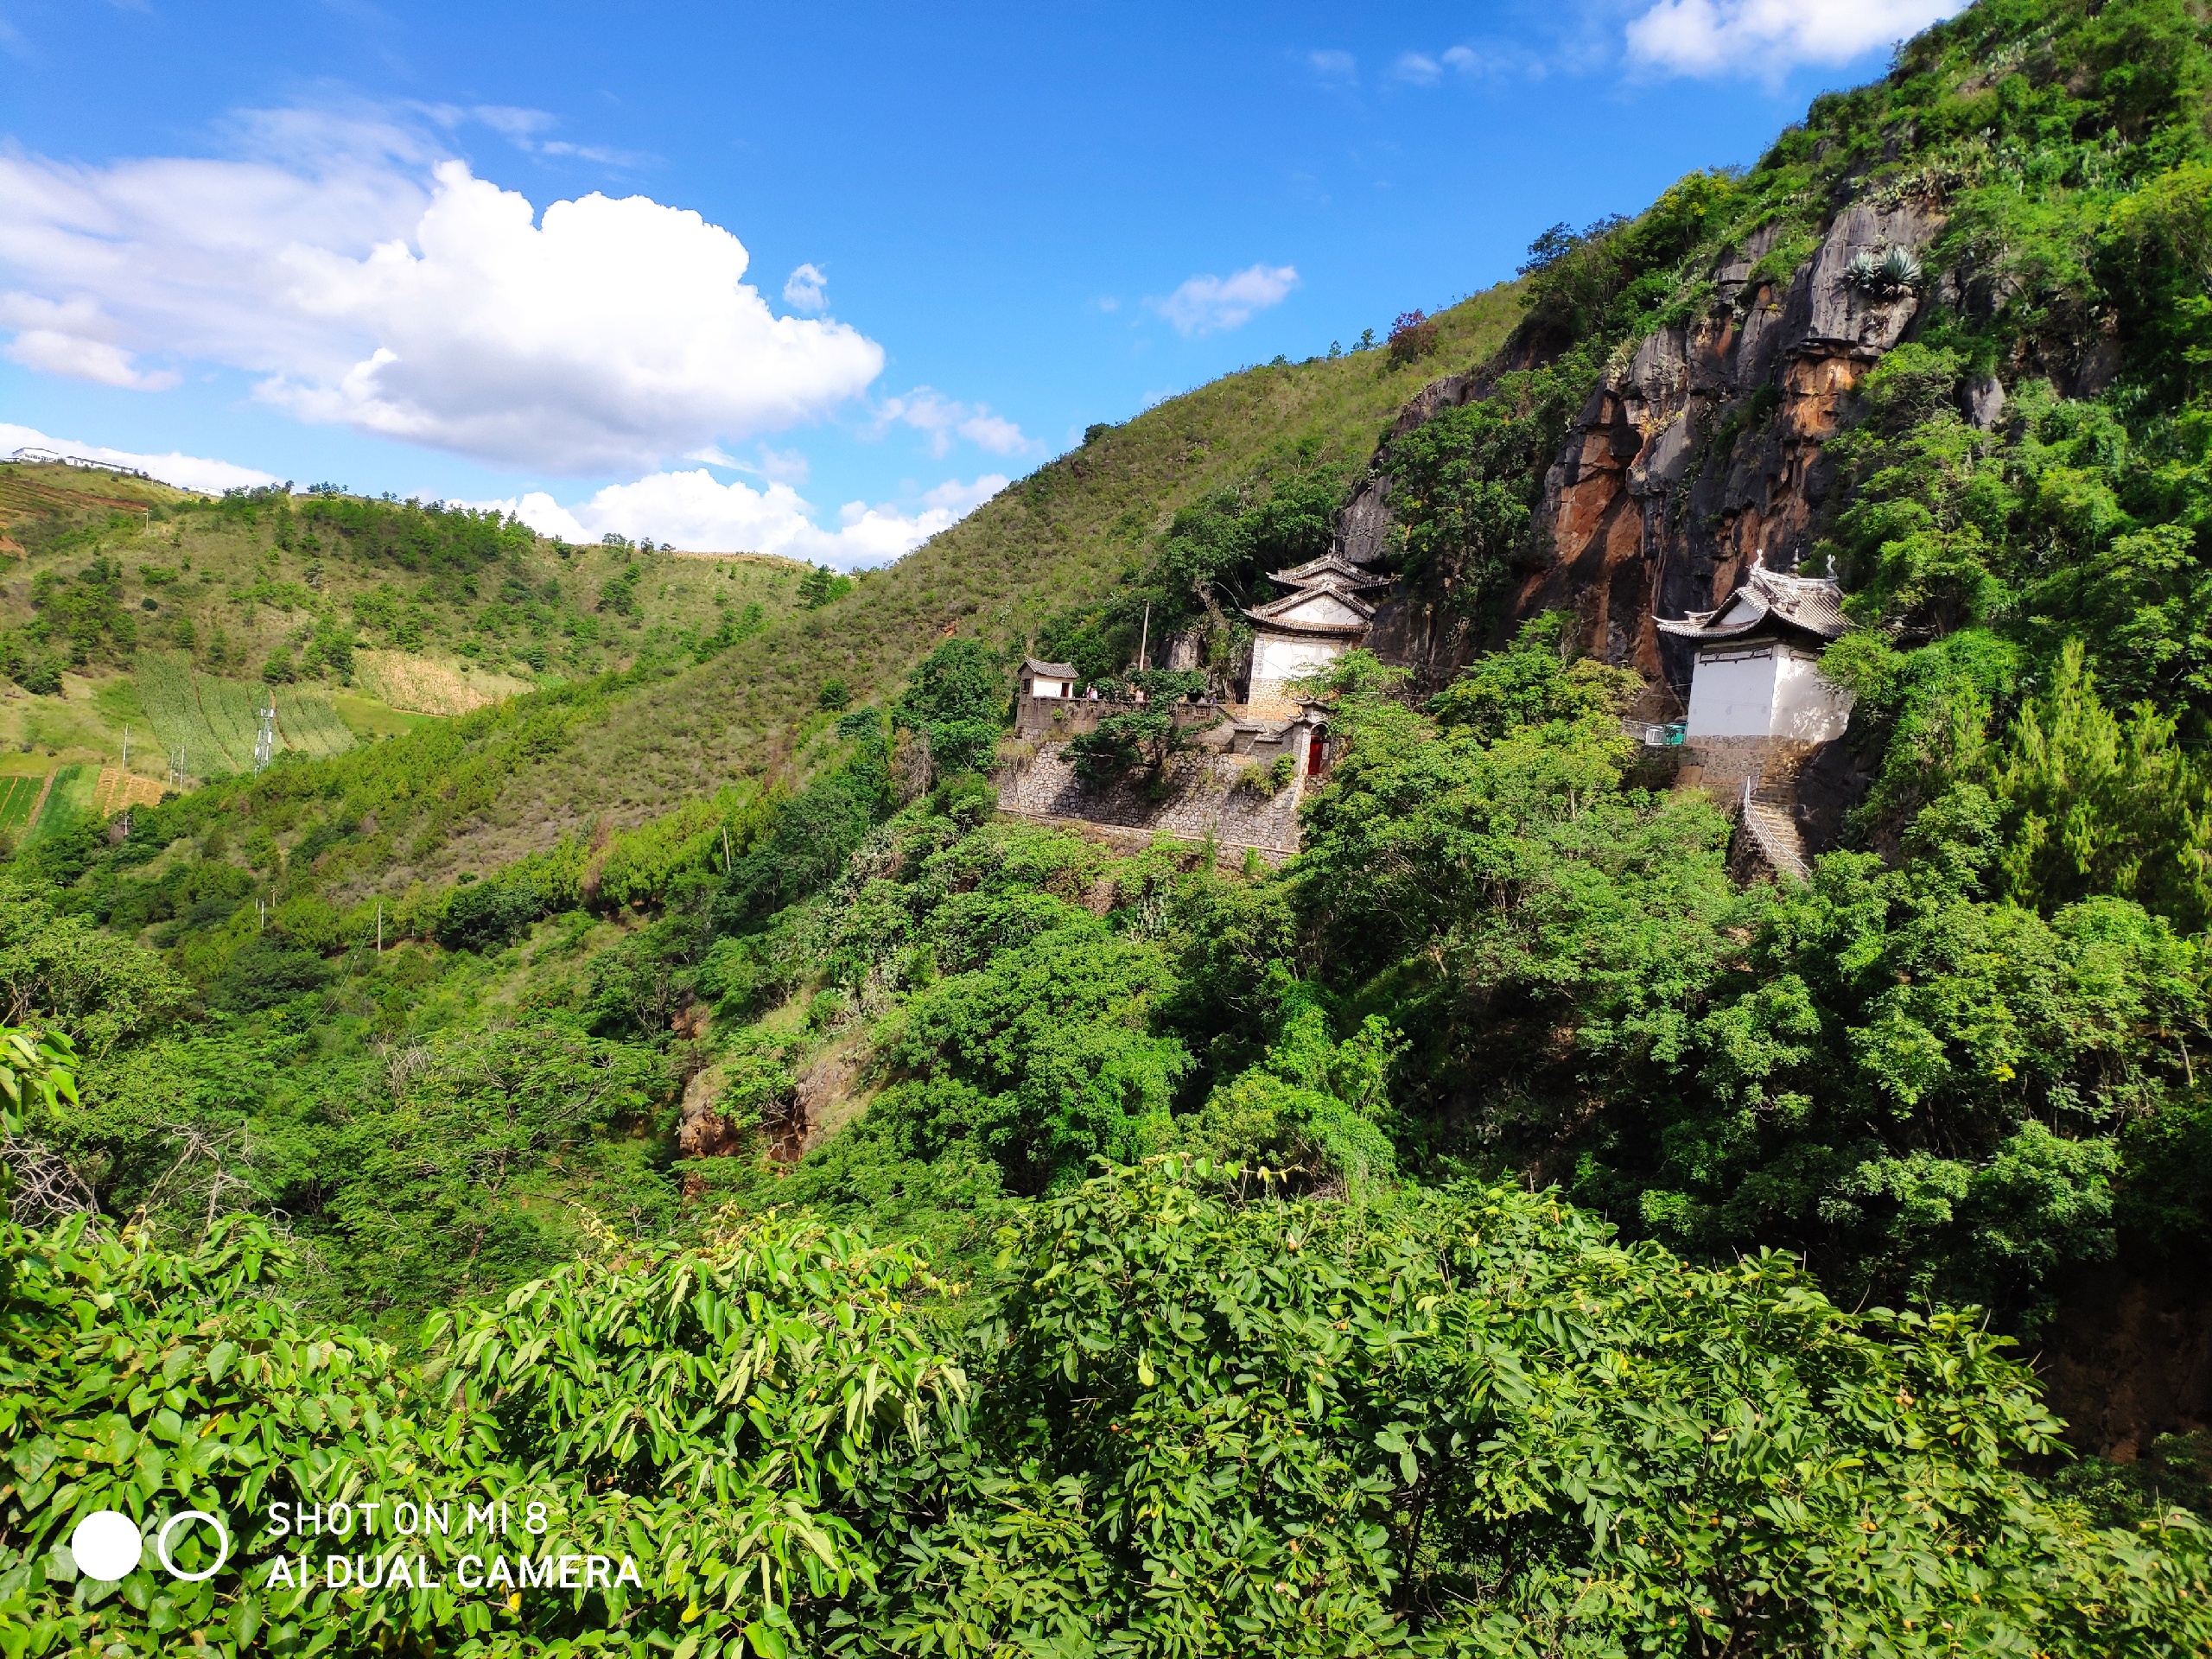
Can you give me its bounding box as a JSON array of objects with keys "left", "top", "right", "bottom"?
[
  {"left": 1240, "top": 550, "right": 1393, "bottom": 711},
  {"left": 1657, "top": 560, "right": 1853, "bottom": 744}
]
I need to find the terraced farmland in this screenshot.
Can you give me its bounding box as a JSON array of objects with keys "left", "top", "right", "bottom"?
[
  {"left": 136, "top": 652, "right": 357, "bottom": 776},
  {"left": 24, "top": 763, "right": 96, "bottom": 844},
  {"left": 137, "top": 652, "right": 232, "bottom": 775},
  {"left": 0, "top": 771, "right": 46, "bottom": 838},
  {"left": 272, "top": 685, "right": 354, "bottom": 757}
]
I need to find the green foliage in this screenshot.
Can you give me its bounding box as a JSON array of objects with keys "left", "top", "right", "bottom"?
[
  {"left": 872, "top": 904, "right": 1187, "bottom": 1193},
  {"left": 435, "top": 877, "right": 550, "bottom": 954},
  {"left": 1385, "top": 350, "right": 1601, "bottom": 618},
  {"left": 1993, "top": 640, "right": 2212, "bottom": 927},
  {"left": 1128, "top": 667, "right": 1207, "bottom": 702},
  {"left": 207, "top": 932, "right": 330, "bottom": 1012},
  {"left": 1629, "top": 812, "right": 2202, "bottom": 1325},
  {"left": 893, "top": 637, "right": 1007, "bottom": 778},
  {"left": 10, "top": 1165, "right": 2204, "bottom": 1657},
  {"left": 799, "top": 563, "right": 855, "bottom": 607},
  {"left": 1173, "top": 989, "right": 1401, "bottom": 1188},
  {"left": 1295, "top": 651, "right": 1739, "bottom": 1119},
  {"left": 1426, "top": 613, "right": 1641, "bottom": 740},
  {"left": 0, "top": 1023, "right": 78, "bottom": 1134},
  {"left": 1067, "top": 708, "right": 1181, "bottom": 783}
]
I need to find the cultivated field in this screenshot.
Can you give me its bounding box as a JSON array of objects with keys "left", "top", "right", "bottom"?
[
  {"left": 353, "top": 651, "right": 530, "bottom": 716},
  {"left": 136, "top": 651, "right": 358, "bottom": 777},
  {"left": 0, "top": 771, "right": 44, "bottom": 837},
  {"left": 91, "top": 766, "right": 166, "bottom": 817},
  {"left": 24, "top": 762, "right": 96, "bottom": 843}
]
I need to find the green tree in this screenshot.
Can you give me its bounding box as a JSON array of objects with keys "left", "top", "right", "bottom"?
[{"left": 894, "top": 637, "right": 1007, "bottom": 778}]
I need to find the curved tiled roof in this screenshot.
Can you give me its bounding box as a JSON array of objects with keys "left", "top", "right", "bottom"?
[
  {"left": 1244, "top": 582, "right": 1375, "bottom": 637},
  {"left": 1268, "top": 554, "right": 1393, "bottom": 590},
  {"left": 1656, "top": 565, "right": 1847, "bottom": 644},
  {"left": 1241, "top": 609, "right": 1370, "bottom": 637}
]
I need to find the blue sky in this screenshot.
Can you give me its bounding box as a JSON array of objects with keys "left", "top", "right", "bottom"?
[{"left": 0, "top": 0, "right": 1966, "bottom": 563}]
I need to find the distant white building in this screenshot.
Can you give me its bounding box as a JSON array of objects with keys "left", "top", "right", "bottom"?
[
  {"left": 1241, "top": 552, "right": 1393, "bottom": 710},
  {"left": 1020, "top": 658, "right": 1078, "bottom": 699},
  {"left": 1657, "top": 561, "right": 1853, "bottom": 744}
]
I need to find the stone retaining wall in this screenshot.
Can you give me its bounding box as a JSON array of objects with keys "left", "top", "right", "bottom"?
[
  {"left": 1014, "top": 695, "right": 1227, "bottom": 741},
  {"left": 996, "top": 741, "right": 1306, "bottom": 858},
  {"left": 1674, "top": 735, "right": 1824, "bottom": 804}
]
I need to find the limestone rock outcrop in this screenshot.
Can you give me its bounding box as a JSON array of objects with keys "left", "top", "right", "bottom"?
[{"left": 1350, "top": 188, "right": 1950, "bottom": 701}]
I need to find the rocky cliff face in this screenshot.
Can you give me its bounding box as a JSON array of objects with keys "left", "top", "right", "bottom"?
[{"left": 1354, "top": 193, "right": 1956, "bottom": 698}]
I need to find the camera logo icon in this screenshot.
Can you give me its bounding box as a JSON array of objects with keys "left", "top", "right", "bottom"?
[{"left": 69, "top": 1510, "right": 230, "bottom": 1582}]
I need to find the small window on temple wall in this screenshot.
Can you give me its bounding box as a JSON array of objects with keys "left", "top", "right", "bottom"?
[{"left": 1306, "top": 727, "right": 1329, "bottom": 776}]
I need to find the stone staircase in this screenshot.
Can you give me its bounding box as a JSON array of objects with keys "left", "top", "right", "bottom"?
[{"left": 1738, "top": 773, "right": 1812, "bottom": 882}]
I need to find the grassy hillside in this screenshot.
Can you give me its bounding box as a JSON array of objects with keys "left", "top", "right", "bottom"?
[
  {"left": 0, "top": 459, "right": 813, "bottom": 692},
  {"left": 0, "top": 459, "right": 820, "bottom": 825},
  {"left": 324, "top": 285, "right": 1528, "bottom": 887}
]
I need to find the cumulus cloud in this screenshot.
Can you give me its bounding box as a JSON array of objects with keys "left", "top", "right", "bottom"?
[
  {"left": 1150, "top": 264, "right": 1300, "bottom": 337},
  {"left": 480, "top": 467, "right": 1007, "bottom": 570},
  {"left": 0, "top": 421, "right": 276, "bottom": 493},
  {"left": 0, "top": 110, "right": 887, "bottom": 474},
  {"left": 1624, "top": 0, "right": 1968, "bottom": 79},
  {"left": 873, "top": 387, "right": 1033, "bottom": 457},
  {"left": 1394, "top": 52, "right": 1443, "bottom": 86},
  {"left": 783, "top": 262, "right": 829, "bottom": 314}
]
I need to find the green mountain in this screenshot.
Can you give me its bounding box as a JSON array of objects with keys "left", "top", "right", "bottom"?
[{"left": 10, "top": 3, "right": 2212, "bottom": 1652}]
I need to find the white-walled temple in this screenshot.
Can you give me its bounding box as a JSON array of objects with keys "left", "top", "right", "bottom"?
[
  {"left": 1241, "top": 550, "right": 1392, "bottom": 710},
  {"left": 1657, "top": 561, "right": 1853, "bottom": 744}
]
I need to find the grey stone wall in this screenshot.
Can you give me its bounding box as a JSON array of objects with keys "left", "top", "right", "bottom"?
[
  {"left": 1014, "top": 695, "right": 1225, "bottom": 741},
  {"left": 1675, "top": 735, "right": 1824, "bottom": 804},
  {"left": 997, "top": 741, "right": 1307, "bottom": 858}
]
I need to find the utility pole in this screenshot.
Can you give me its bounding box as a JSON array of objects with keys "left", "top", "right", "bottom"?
[
  {"left": 376, "top": 899, "right": 383, "bottom": 957},
  {"left": 721, "top": 825, "right": 733, "bottom": 874},
  {"left": 1136, "top": 601, "right": 1151, "bottom": 674},
  {"left": 121, "top": 725, "right": 128, "bottom": 771}
]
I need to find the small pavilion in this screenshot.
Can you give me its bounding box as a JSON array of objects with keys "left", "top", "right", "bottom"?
[{"left": 1019, "top": 658, "right": 1079, "bottom": 700}]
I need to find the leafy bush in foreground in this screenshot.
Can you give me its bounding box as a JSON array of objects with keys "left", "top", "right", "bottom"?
[{"left": 3, "top": 1164, "right": 2208, "bottom": 1656}]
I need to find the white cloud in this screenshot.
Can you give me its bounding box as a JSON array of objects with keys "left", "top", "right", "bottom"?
[
  {"left": 1394, "top": 52, "right": 1443, "bottom": 86},
  {"left": 468, "top": 105, "right": 648, "bottom": 168},
  {"left": 783, "top": 262, "right": 829, "bottom": 314},
  {"left": 1150, "top": 264, "right": 1300, "bottom": 337},
  {"left": 1, "top": 289, "right": 178, "bottom": 387},
  {"left": 0, "top": 421, "right": 276, "bottom": 493},
  {"left": 0, "top": 111, "right": 887, "bottom": 474},
  {"left": 1306, "top": 49, "right": 1357, "bottom": 85},
  {"left": 5, "top": 328, "right": 176, "bottom": 390},
  {"left": 1624, "top": 0, "right": 1967, "bottom": 78},
  {"left": 480, "top": 467, "right": 1007, "bottom": 570},
  {"left": 753, "top": 446, "right": 811, "bottom": 485},
  {"left": 471, "top": 105, "right": 555, "bottom": 143},
  {"left": 873, "top": 387, "right": 1033, "bottom": 457}
]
